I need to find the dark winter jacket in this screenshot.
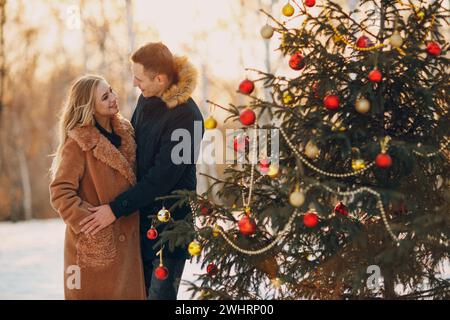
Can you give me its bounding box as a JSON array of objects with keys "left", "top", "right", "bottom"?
[{"left": 110, "top": 56, "right": 204, "bottom": 260}]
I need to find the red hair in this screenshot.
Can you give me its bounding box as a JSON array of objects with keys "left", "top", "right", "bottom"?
[{"left": 131, "top": 42, "right": 177, "bottom": 85}]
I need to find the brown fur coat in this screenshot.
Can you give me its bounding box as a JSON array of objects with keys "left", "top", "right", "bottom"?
[{"left": 49, "top": 114, "right": 146, "bottom": 300}]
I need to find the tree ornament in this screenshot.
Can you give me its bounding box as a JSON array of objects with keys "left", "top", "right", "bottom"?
[
  {"left": 260, "top": 24, "right": 274, "bottom": 39},
  {"left": 389, "top": 31, "right": 403, "bottom": 48},
  {"left": 282, "top": 2, "right": 295, "bottom": 17},
  {"left": 334, "top": 201, "right": 349, "bottom": 216},
  {"left": 200, "top": 202, "right": 213, "bottom": 216},
  {"left": 352, "top": 158, "right": 366, "bottom": 171},
  {"left": 368, "top": 69, "right": 382, "bottom": 82},
  {"left": 206, "top": 263, "right": 218, "bottom": 275},
  {"left": 283, "top": 91, "right": 294, "bottom": 105},
  {"left": 238, "top": 79, "right": 255, "bottom": 95},
  {"left": 155, "top": 265, "right": 169, "bottom": 280},
  {"left": 188, "top": 240, "right": 203, "bottom": 256},
  {"left": 238, "top": 214, "right": 257, "bottom": 236},
  {"left": 323, "top": 94, "right": 340, "bottom": 110},
  {"left": 356, "top": 35, "right": 373, "bottom": 48},
  {"left": 233, "top": 134, "right": 249, "bottom": 152},
  {"left": 157, "top": 207, "right": 171, "bottom": 222},
  {"left": 289, "top": 184, "right": 305, "bottom": 207},
  {"left": 303, "top": 211, "right": 318, "bottom": 228},
  {"left": 258, "top": 158, "right": 270, "bottom": 174},
  {"left": 416, "top": 10, "right": 425, "bottom": 21},
  {"left": 376, "top": 136, "right": 392, "bottom": 168},
  {"left": 267, "top": 164, "right": 280, "bottom": 178},
  {"left": 204, "top": 115, "right": 217, "bottom": 130},
  {"left": 146, "top": 227, "right": 158, "bottom": 240},
  {"left": 239, "top": 108, "right": 256, "bottom": 126},
  {"left": 305, "top": 140, "right": 320, "bottom": 159},
  {"left": 427, "top": 42, "right": 441, "bottom": 56},
  {"left": 155, "top": 247, "right": 169, "bottom": 280},
  {"left": 355, "top": 97, "right": 370, "bottom": 113},
  {"left": 376, "top": 153, "right": 392, "bottom": 168},
  {"left": 289, "top": 51, "right": 305, "bottom": 70},
  {"left": 212, "top": 224, "right": 221, "bottom": 237},
  {"left": 304, "top": 0, "right": 316, "bottom": 7}
]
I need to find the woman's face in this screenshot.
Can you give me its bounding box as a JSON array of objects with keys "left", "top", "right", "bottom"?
[{"left": 94, "top": 80, "right": 119, "bottom": 118}]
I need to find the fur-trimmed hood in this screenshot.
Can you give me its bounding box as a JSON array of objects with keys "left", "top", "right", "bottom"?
[
  {"left": 67, "top": 114, "right": 136, "bottom": 186},
  {"left": 161, "top": 56, "right": 198, "bottom": 108}
]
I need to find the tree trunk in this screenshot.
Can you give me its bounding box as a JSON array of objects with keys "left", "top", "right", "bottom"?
[
  {"left": 0, "top": 0, "right": 6, "bottom": 126},
  {"left": 17, "top": 148, "right": 32, "bottom": 220},
  {"left": 125, "top": 0, "right": 137, "bottom": 113}
]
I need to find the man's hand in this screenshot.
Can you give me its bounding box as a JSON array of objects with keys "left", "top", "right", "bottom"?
[{"left": 80, "top": 205, "right": 117, "bottom": 235}]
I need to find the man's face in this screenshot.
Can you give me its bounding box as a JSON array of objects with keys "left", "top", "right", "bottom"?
[{"left": 132, "top": 62, "right": 163, "bottom": 98}]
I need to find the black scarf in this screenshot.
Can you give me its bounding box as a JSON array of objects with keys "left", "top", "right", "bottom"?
[{"left": 95, "top": 121, "right": 122, "bottom": 149}]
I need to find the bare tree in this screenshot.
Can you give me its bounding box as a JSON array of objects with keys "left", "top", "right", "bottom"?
[{"left": 0, "top": 0, "right": 5, "bottom": 125}]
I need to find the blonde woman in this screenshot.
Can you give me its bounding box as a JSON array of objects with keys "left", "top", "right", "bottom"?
[{"left": 49, "top": 75, "right": 146, "bottom": 300}]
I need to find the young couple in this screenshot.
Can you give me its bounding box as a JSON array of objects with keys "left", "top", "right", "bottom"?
[{"left": 49, "top": 42, "right": 204, "bottom": 300}]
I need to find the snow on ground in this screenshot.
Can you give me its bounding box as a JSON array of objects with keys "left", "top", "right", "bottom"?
[{"left": 0, "top": 218, "right": 202, "bottom": 300}]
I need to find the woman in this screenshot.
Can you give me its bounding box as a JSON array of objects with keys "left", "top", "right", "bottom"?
[{"left": 49, "top": 75, "right": 146, "bottom": 300}]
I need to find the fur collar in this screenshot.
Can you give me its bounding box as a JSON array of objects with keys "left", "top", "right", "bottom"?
[
  {"left": 161, "top": 56, "right": 198, "bottom": 108},
  {"left": 68, "top": 114, "right": 136, "bottom": 186}
]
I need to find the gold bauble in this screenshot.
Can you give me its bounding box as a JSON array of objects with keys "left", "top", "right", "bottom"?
[
  {"left": 260, "top": 24, "right": 274, "bottom": 39},
  {"left": 289, "top": 190, "right": 305, "bottom": 207},
  {"left": 352, "top": 158, "right": 366, "bottom": 171},
  {"left": 282, "top": 91, "right": 294, "bottom": 105},
  {"left": 389, "top": 32, "right": 403, "bottom": 48},
  {"left": 188, "top": 240, "right": 202, "bottom": 256},
  {"left": 157, "top": 208, "right": 171, "bottom": 222},
  {"left": 305, "top": 140, "right": 320, "bottom": 159},
  {"left": 204, "top": 116, "right": 218, "bottom": 130},
  {"left": 417, "top": 11, "right": 425, "bottom": 21},
  {"left": 212, "top": 224, "right": 221, "bottom": 237},
  {"left": 282, "top": 3, "right": 295, "bottom": 17},
  {"left": 355, "top": 98, "right": 371, "bottom": 114},
  {"left": 267, "top": 165, "right": 280, "bottom": 178}
]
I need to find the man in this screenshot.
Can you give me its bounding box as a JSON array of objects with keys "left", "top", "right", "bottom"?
[{"left": 79, "top": 42, "right": 204, "bottom": 299}]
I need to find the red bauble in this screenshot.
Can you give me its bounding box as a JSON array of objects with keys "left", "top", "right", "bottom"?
[
  {"left": 239, "top": 108, "right": 256, "bottom": 126},
  {"left": 303, "top": 212, "right": 318, "bottom": 228},
  {"left": 206, "top": 263, "right": 218, "bottom": 275},
  {"left": 304, "top": 0, "right": 316, "bottom": 7},
  {"left": 356, "top": 35, "right": 373, "bottom": 48},
  {"left": 155, "top": 265, "right": 169, "bottom": 280},
  {"left": 426, "top": 42, "right": 441, "bottom": 56},
  {"left": 376, "top": 153, "right": 392, "bottom": 168},
  {"left": 289, "top": 52, "right": 305, "bottom": 70},
  {"left": 259, "top": 158, "right": 270, "bottom": 174},
  {"left": 368, "top": 69, "right": 382, "bottom": 82},
  {"left": 146, "top": 228, "right": 158, "bottom": 240},
  {"left": 323, "top": 94, "right": 340, "bottom": 110},
  {"left": 238, "top": 79, "right": 255, "bottom": 95},
  {"left": 238, "top": 215, "right": 257, "bottom": 236},
  {"left": 200, "top": 203, "right": 213, "bottom": 216},
  {"left": 233, "top": 135, "right": 249, "bottom": 152},
  {"left": 334, "top": 202, "right": 349, "bottom": 216}
]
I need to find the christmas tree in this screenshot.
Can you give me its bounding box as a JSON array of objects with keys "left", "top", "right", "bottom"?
[{"left": 156, "top": 0, "right": 449, "bottom": 299}]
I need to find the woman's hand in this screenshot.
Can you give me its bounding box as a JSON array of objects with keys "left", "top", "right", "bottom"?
[{"left": 79, "top": 205, "right": 117, "bottom": 235}]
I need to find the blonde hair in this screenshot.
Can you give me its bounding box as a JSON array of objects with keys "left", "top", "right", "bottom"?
[{"left": 50, "top": 74, "right": 105, "bottom": 178}]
